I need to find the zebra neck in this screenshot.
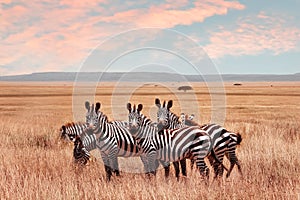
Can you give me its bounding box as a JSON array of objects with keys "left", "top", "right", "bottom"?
[
  {"left": 168, "top": 113, "right": 182, "bottom": 129},
  {"left": 82, "top": 134, "right": 97, "bottom": 151},
  {"left": 141, "top": 115, "right": 153, "bottom": 126},
  {"left": 93, "top": 116, "right": 112, "bottom": 140},
  {"left": 66, "top": 123, "right": 88, "bottom": 138}
]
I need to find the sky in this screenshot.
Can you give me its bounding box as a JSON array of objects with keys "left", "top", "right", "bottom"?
[{"left": 1, "top": 0, "right": 300, "bottom": 76}]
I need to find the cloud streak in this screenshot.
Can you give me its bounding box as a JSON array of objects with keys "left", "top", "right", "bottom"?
[{"left": 204, "top": 12, "right": 300, "bottom": 58}]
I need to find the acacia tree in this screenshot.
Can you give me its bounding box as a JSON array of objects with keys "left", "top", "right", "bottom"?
[{"left": 178, "top": 85, "right": 193, "bottom": 92}]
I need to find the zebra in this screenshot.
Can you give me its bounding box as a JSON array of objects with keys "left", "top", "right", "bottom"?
[
  {"left": 155, "top": 98, "right": 241, "bottom": 178},
  {"left": 84, "top": 101, "right": 173, "bottom": 179},
  {"left": 73, "top": 136, "right": 90, "bottom": 166},
  {"left": 182, "top": 113, "right": 243, "bottom": 178},
  {"left": 200, "top": 123, "right": 243, "bottom": 178},
  {"left": 60, "top": 121, "right": 121, "bottom": 179},
  {"left": 155, "top": 98, "right": 188, "bottom": 179},
  {"left": 85, "top": 101, "right": 174, "bottom": 177},
  {"left": 127, "top": 103, "right": 226, "bottom": 180}
]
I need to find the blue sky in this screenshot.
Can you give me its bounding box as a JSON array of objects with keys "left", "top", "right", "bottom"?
[{"left": 1, "top": 0, "right": 300, "bottom": 76}]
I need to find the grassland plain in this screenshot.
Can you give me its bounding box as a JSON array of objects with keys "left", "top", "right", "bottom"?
[{"left": 0, "top": 81, "right": 299, "bottom": 200}]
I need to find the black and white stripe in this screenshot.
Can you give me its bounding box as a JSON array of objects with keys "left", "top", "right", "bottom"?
[
  {"left": 60, "top": 122, "right": 88, "bottom": 141},
  {"left": 201, "top": 123, "right": 242, "bottom": 178},
  {"left": 155, "top": 98, "right": 188, "bottom": 178},
  {"left": 183, "top": 114, "right": 243, "bottom": 178},
  {"left": 127, "top": 103, "right": 219, "bottom": 179},
  {"left": 73, "top": 136, "right": 90, "bottom": 166},
  {"left": 84, "top": 101, "right": 167, "bottom": 180}
]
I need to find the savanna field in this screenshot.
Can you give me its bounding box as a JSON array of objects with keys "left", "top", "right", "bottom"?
[{"left": 0, "top": 81, "right": 299, "bottom": 199}]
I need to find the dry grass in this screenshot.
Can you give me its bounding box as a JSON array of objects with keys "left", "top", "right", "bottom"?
[{"left": 0, "top": 81, "right": 300, "bottom": 199}]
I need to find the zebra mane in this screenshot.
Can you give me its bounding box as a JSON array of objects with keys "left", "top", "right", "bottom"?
[
  {"left": 140, "top": 113, "right": 156, "bottom": 126},
  {"left": 97, "top": 111, "right": 110, "bottom": 123},
  {"left": 167, "top": 111, "right": 183, "bottom": 128},
  {"left": 169, "top": 111, "right": 180, "bottom": 122}
]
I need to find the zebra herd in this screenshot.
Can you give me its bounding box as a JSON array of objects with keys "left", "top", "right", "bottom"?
[{"left": 60, "top": 98, "right": 242, "bottom": 182}]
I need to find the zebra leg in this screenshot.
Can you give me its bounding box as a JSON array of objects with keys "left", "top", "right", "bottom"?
[
  {"left": 110, "top": 156, "right": 120, "bottom": 176},
  {"left": 101, "top": 153, "right": 112, "bottom": 182},
  {"left": 173, "top": 161, "right": 180, "bottom": 180},
  {"left": 210, "top": 151, "right": 226, "bottom": 178},
  {"left": 180, "top": 159, "right": 187, "bottom": 177},
  {"left": 208, "top": 154, "right": 218, "bottom": 179},
  {"left": 140, "top": 155, "right": 150, "bottom": 175},
  {"left": 196, "top": 157, "right": 209, "bottom": 180},
  {"left": 147, "top": 153, "right": 157, "bottom": 176},
  {"left": 108, "top": 148, "right": 120, "bottom": 177},
  {"left": 225, "top": 152, "right": 242, "bottom": 178},
  {"left": 159, "top": 160, "right": 170, "bottom": 178}
]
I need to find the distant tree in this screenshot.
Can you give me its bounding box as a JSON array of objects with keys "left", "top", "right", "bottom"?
[
  {"left": 233, "top": 83, "right": 242, "bottom": 86},
  {"left": 178, "top": 85, "right": 193, "bottom": 92}
]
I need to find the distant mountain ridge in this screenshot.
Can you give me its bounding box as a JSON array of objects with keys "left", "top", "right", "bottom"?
[{"left": 0, "top": 72, "right": 299, "bottom": 82}]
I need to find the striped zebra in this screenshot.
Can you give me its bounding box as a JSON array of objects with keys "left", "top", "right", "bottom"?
[
  {"left": 60, "top": 102, "right": 161, "bottom": 181},
  {"left": 60, "top": 121, "right": 121, "bottom": 180},
  {"left": 155, "top": 98, "right": 241, "bottom": 178},
  {"left": 200, "top": 123, "right": 242, "bottom": 178},
  {"left": 127, "top": 103, "right": 225, "bottom": 180},
  {"left": 84, "top": 101, "right": 174, "bottom": 178},
  {"left": 86, "top": 101, "right": 174, "bottom": 177},
  {"left": 155, "top": 98, "right": 188, "bottom": 179},
  {"left": 182, "top": 114, "right": 243, "bottom": 178}
]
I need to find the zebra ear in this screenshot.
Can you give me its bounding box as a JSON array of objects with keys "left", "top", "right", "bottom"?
[
  {"left": 95, "top": 102, "right": 101, "bottom": 113},
  {"left": 167, "top": 100, "right": 173, "bottom": 110},
  {"left": 189, "top": 114, "right": 194, "bottom": 120},
  {"left": 61, "top": 125, "right": 66, "bottom": 131},
  {"left": 127, "top": 103, "right": 132, "bottom": 113},
  {"left": 163, "top": 101, "right": 166, "bottom": 107},
  {"left": 137, "top": 104, "right": 143, "bottom": 113},
  {"left": 155, "top": 98, "right": 161, "bottom": 107},
  {"left": 85, "top": 101, "right": 90, "bottom": 111}
]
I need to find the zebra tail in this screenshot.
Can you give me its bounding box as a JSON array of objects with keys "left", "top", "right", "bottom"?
[
  {"left": 210, "top": 148, "right": 228, "bottom": 172},
  {"left": 236, "top": 133, "right": 242, "bottom": 145}
]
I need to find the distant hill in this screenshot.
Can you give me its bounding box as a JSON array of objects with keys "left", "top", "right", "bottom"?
[{"left": 0, "top": 72, "right": 299, "bottom": 82}]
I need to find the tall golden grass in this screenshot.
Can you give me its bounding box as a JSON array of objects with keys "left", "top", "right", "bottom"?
[{"left": 0, "top": 82, "right": 299, "bottom": 199}]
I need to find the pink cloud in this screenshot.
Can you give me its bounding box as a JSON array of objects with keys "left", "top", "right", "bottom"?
[
  {"left": 204, "top": 14, "right": 300, "bottom": 58},
  {"left": 102, "top": 0, "right": 245, "bottom": 28},
  {"left": 0, "top": 0, "right": 245, "bottom": 75}
]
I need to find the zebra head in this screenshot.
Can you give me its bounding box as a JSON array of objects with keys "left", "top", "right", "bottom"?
[
  {"left": 155, "top": 98, "right": 173, "bottom": 131},
  {"left": 60, "top": 123, "right": 77, "bottom": 142},
  {"left": 180, "top": 113, "right": 186, "bottom": 124},
  {"left": 127, "top": 103, "right": 143, "bottom": 135},
  {"left": 85, "top": 101, "right": 101, "bottom": 127},
  {"left": 73, "top": 136, "right": 90, "bottom": 166},
  {"left": 60, "top": 122, "right": 88, "bottom": 142}
]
